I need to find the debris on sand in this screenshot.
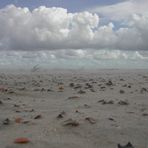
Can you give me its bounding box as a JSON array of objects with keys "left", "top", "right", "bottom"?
[
  {"left": 75, "top": 110, "right": 81, "bottom": 113},
  {"left": 34, "top": 114, "right": 42, "bottom": 119},
  {"left": 15, "top": 117, "right": 23, "bottom": 123},
  {"left": 90, "top": 88, "right": 95, "bottom": 92},
  {"left": 68, "top": 96, "right": 80, "bottom": 100},
  {"left": 58, "top": 86, "right": 64, "bottom": 92},
  {"left": 47, "top": 89, "right": 53, "bottom": 92},
  {"left": 77, "top": 90, "right": 86, "bottom": 94},
  {"left": 100, "top": 86, "right": 106, "bottom": 91},
  {"left": 117, "top": 142, "right": 134, "bottom": 148},
  {"left": 40, "top": 88, "right": 46, "bottom": 92},
  {"left": 120, "top": 78, "right": 125, "bottom": 81},
  {"left": 57, "top": 111, "right": 66, "bottom": 119},
  {"left": 84, "top": 104, "right": 91, "bottom": 108},
  {"left": 22, "top": 120, "right": 30, "bottom": 124},
  {"left": 7, "top": 90, "right": 15, "bottom": 94},
  {"left": 142, "top": 113, "right": 148, "bottom": 116},
  {"left": 118, "top": 100, "right": 129, "bottom": 105},
  {"left": 69, "top": 83, "right": 75, "bottom": 87},
  {"left": 0, "top": 100, "right": 3, "bottom": 104},
  {"left": 85, "top": 117, "right": 96, "bottom": 124},
  {"left": 140, "top": 87, "right": 148, "bottom": 93},
  {"left": 13, "top": 104, "right": 20, "bottom": 108},
  {"left": 120, "top": 90, "right": 125, "bottom": 94},
  {"left": 4, "top": 97, "right": 11, "bottom": 100},
  {"left": 74, "top": 84, "right": 82, "bottom": 89},
  {"left": 106, "top": 80, "right": 113, "bottom": 86},
  {"left": 108, "top": 118, "right": 116, "bottom": 122},
  {"left": 24, "top": 109, "right": 34, "bottom": 112},
  {"left": 0, "top": 86, "right": 8, "bottom": 92},
  {"left": 17, "top": 87, "right": 26, "bottom": 91},
  {"left": 14, "top": 137, "right": 30, "bottom": 144},
  {"left": 3, "top": 118, "right": 10, "bottom": 125},
  {"left": 85, "top": 83, "right": 93, "bottom": 89},
  {"left": 98, "top": 99, "right": 114, "bottom": 105},
  {"left": 63, "top": 119, "right": 79, "bottom": 127}
]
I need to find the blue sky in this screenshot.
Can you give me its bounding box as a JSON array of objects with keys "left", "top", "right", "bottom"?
[{"left": 0, "top": 0, "right": 123, "bottom": 12}]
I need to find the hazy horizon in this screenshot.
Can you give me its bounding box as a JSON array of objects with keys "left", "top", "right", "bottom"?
[{"left": 0, "top": 49, "right": 148, "bottom": 70}]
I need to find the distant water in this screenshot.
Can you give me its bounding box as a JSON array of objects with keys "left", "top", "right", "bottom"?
[{"left": 0, "top": 49, "right": 148, "bottom": 69}]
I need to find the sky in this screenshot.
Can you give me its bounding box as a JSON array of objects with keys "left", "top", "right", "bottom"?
[
  {"left": 0, "top": 0, "right": 148, "bottom": 69},
  {"left": 0, "top": 0, "right": 124, "bottom": 12}
]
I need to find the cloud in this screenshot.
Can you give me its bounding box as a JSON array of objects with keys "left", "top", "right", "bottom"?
[
  {"left": 0, "top": 4, "right": 148, "bottom": 51},
  {"left": 91, "top": 0, "right": 148, "bottom": 21},
  {"left": 0, "top": 49, "right": 148, "bottom": 69}
]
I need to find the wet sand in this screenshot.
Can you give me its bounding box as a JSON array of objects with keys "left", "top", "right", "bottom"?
[{"left": 0, "top": 69, "right": 148, "bottom": 148}]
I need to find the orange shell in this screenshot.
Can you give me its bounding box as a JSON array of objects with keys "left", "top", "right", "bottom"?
[
  {"left": 15, "top": 118, "right": 23, "bottom": 123},
  {"left": 14, "top": 137, "right": 30, "bottom": 144}
]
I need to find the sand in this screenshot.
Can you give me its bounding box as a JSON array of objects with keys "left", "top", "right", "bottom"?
[{"left": 0, "top": 69, "right": 148, "bottom": 148}]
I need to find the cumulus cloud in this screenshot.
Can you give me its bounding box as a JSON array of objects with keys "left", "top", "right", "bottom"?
[{"left": 0, "top": 4, "right": 148, "bottom": 51}]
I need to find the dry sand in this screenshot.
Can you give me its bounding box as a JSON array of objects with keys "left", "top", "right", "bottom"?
[{"left": 0, "top": 69, "right": 148, "bottom": 148}]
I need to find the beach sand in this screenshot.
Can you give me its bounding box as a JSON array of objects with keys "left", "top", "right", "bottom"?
[{"left": 0, "top": 69, "right": 148, "bottom": 148}]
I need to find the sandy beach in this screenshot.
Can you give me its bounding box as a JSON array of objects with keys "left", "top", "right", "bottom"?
[{"left": 0, "top": 69, "right": 148, "bottom": 148}]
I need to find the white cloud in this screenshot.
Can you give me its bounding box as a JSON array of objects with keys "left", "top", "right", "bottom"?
[
  {"left": 0, "top": 49, "right": 148, "bottom": 69},
  {"left": 0, "top": 4, "right": 148, "bottom": 51},
  {"left": 91, "top": 0, "right": 148, "bottom": 21}
]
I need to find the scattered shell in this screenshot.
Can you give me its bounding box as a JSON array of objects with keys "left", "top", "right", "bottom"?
[
  {"left": 119, "top": 90, "right": 125, "bottom": 94},
  {"left": 85, "top": 117, "right": 96, "bottom": 124},
  {"left": 118, "top": 142, "right": 134, "bottom": 148},
  {"left": 77, "top": 90, "right": 86, "bottom": 94},
  {"left": 15, "top": 118, "right": 23, "bottom": 123},
  {"left": 118, "top": 100, "right": 129, "bottom": 105},
  {"left": 3, "top": 118, "right": 10, "bottom": 125},
  {"left": 57, "top": 111, "right": 66, "bottom": 119},
  {"left": 14, "top": 137, "right": 30, "bottom": 144},
  {"left": 68, "top": 96, "right": 80, "bottom": 100},
  {"left": 34, "top": 114, "right": 42, "bottom": 119},
  {"left": 63, "top": 119, "right": 79, "bottom": 127}
]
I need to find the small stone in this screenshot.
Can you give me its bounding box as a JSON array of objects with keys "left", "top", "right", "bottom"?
[
  {"left": 15, "top": 118, "right": 23, "bottom": 123},
  {"left": 34, "top": 114, "right": 42, "bottom": 119},
  {"left": 77, "top": 90, "right": 86, "bottom": 94},
  {"left": 120, "top": 90, "right": 125, "bottom": 94},
  {"left": 140, "top": 87, "right": 147, "bottom": 93},
  {"left": 3, "top": 118, "right": 10, "bottom": 125},
  {"left": 69, "top": 83, "right": 75, "bottom": 87},
  {"left": 41, "top": 88, "right": 46, "bottom": 92},
  {"left": 118, "top": 142, "right": 134, "bottom": 148},
  {"left": 14, "top": 104, "right": 20, "bottom": 108},
  {"left": 85, "top": 117, "right": 96, "bottom": 124},
  {"left": 108, "top": 118, "right": 115, "bottom": 122},
  {"left": 98, "top": 99, "right": 114, "bottom": 105},
  {"left": 118, "top": 100, "right": 129, "bottom": 105},
  {"left": 0, "top": 100, "right": 3, "bottom": 104},
  {"left": 57, "top": 111, "right": 66, "bottom": 119},
  {"left": 84, "top": 104, "right": 91, "bottom": 108},
  {"left": 142, "top": 113, "right": 148, "bottom": 116},
  {"left": 106, "top": 80, "right": 113, "bottom": 86},
  {"left": 68, "top": 96, "right": 80, "bottom": 100},
  {"left": 63, "top": 119, "right": 79, "bottom": 127}
]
